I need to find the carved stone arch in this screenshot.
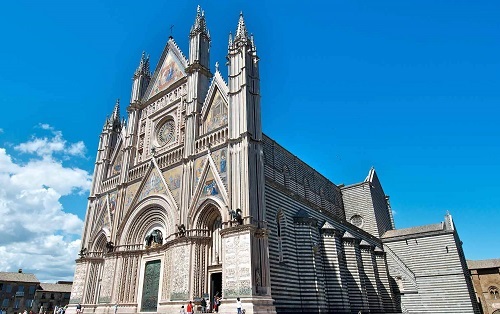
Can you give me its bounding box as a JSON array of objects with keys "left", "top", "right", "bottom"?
[
  {"left": 192, "top": 199, "right": 224, "bottom": 267},
  {"left": 190, "top": 197, "right": 229, "bottom": 228},
  {"left": 92, "top": 232, "right": 108, "bottom": 253},
  {"left": 118, "top": 195, "right": 176, "bottom": 246}
]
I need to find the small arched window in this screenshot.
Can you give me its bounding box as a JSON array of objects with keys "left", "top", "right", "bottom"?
[
  {"left": 320, "top": 187, "right": 326, "bottom": 209},
  {"left": 276, "top": 209, "right": 285, "bottom": 263},
  {"left": 304, "top": 178, "right": 310, "bottom": 200},
  {"left": 283, "top": 166, "right": 290, "bottom": 189}
]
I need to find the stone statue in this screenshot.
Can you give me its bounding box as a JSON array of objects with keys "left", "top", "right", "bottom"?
[
  {"left": 106, "top": 241, "right": 114, "bottom": 253},
  {"left": 176, "top": 224, "right": 186, "bottom": 237},
  {"left": 229, "top": 208, "right": 243, "bottom": 225},
  {"left": 78, "top": 247, "right": 87, "bottom": 259}
]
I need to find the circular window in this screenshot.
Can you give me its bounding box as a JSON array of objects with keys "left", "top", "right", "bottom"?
[
  {"left": 350, "top": 215, "right": 364, "bottom": 228},
  {"left": 156, "top": 119, "right": 175, "bottom": 146}
]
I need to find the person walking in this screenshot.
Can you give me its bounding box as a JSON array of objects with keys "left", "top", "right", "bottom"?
[{"left": 236, "top": 297, "right": 242, "bottom": 314}]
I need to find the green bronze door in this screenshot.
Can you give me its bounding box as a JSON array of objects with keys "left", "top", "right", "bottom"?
[{"left": 141, "top": 260, "right": 161, "bottom": 312}]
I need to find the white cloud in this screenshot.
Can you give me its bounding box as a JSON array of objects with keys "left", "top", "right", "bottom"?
[
  {"left": 0, "top": 128, "right": 4, "bottom": 134},
  {"left": 15, "top": 125, "right": 87, "bottom": 158},
  {"left": 39, "top": 123, "right": 54, "bottom": 131},
  {"left": 0, "top": 127, "right": 92, "bottom": 282},
  {"left": 67, "top": 141, "right": 86, "bottom": 157}
]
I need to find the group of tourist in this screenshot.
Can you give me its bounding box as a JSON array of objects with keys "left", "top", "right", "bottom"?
[{"left": 180, "top": 292, "right": 245, "bottom": 313}]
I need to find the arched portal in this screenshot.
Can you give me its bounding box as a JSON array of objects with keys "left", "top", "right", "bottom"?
[{"left": 193, "top": 201, "right": 224, "bottom": 307}]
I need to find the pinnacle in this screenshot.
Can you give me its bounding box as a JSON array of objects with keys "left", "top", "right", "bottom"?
[
  {"left": 134, "top": 51, "right": 150, "bottom": 77},
  {"left": 235, "top": 12, "right": 248, "bottom": 41},
  {"left": 112, "top": 99, "right": 120, "bottom": 121},
  {"left": 191, "top": 5, "right": 209, "bottom": 37}
]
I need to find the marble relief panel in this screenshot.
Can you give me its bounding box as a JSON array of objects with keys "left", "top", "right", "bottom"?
[
  {"left": 70, "top": 263, "right": 86, "bottom": 303},
  {"left": 170, "top": 245, "right": 189, "bottom": 300},
  {"left": 223, "top": 233, "right": 252, "bottom": 298},
  {"left": 98, "top": 258, "right": 115, "bottom": 303}
]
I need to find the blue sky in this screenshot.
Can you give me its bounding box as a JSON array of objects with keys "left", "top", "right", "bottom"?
[{"left": 0, "top": 0, "right": 498, "bottom": 280}]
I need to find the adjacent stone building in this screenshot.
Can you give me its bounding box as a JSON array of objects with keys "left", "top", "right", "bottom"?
[
  {"left": 33, "top": 282, "right": 72, "bottom": 314},
  {"left": 0, "top": 271, "right": 72, "bottom": 314},
  {"left": 0, "top": 270, "right": 39, "bottom": 314},
  {"left": 468, "top": 259, "right": 500, "bottom": 314},
  {"left": 69, "top": 6, "right": 479, "bottom": 314}
]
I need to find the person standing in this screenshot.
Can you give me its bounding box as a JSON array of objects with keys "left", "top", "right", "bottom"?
[
  {"left": 186, "top": 301, "right": 193, "bottom": 314},
  {"left": 236, "top": 297, "right": 242, "bottom": 314},
  {"left": 76, "top": 304, "right": 82, "bottom": 314},
  {"left": 200, "top": 298, "right": 206, "bottom": 313}
]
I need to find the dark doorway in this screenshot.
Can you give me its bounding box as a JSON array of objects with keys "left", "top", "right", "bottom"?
[{"left": 210, "top": 272, "right": 222, "bottom": 303}]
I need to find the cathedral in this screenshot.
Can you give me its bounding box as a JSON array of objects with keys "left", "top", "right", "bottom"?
[{"left": 70, "top": 7, "right": 479, "bottom": 314}]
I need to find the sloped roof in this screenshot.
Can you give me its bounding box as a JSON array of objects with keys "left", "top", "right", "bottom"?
[
  {"left": 39, "top": 283, "right": 72, "bottom": 293},
  {"left": 381, "top": 223, "right": 444, "bottom": 239},
  {"left": 467, "top": 259, "right": 500, "bottom": 270},
  {"left": 0, "top": 272, "right": 39, "bottom": 283}
]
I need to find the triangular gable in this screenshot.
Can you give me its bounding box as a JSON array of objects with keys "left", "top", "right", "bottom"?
[
  {"left": 92, "top": 196, "right": 111, "bottom": 237},
  {"left": 124, "top": 160, "right": 179, "bottom": 217},
  {"left": 200, "top": 70, "right": 229, "bottom": 134},
  {"left": 189, "top": 152, "right": 229, "bottom": 215},
  {"left": 143, "top": 38, "right": 188, "bottom": 101}
]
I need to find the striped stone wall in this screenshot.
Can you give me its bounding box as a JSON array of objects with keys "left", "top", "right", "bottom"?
[
  {"left": 383, "top": 231, "right": 480, "bottom": 313},
  {"left": 265, "top": 183, "right": 395, "bottom": 313}
]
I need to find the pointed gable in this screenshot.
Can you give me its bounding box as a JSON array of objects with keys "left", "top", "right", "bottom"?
[
  {"left": 92, "top": 196, "right": 111, "bottom": 236},
  {"left": 138, "top": 166, "right": 168, "bottom": 201},
  {"left": 201, "top": 70, "right": 229, "bottom": 134},
  {"left": 143, "top": 38, "right": 188, "bottom": 101},
  {"left": 189, "top": 153, "right": 229, "bottom": 216}
]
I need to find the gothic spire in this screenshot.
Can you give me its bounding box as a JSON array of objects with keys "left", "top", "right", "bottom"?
[
  {"left": 190, "top": 5, "right": 209, "bottom": 38},
  {"left": 134, "top": 51, "right": 150, "bottom": 78},
  {"left": 234, "top": 12, "right": 249, "bottom": 43},
  {"left": 228, "top": 32, "right": 233, "bottom": 48},
  {"left": 112, "top": 99, "right": 120, "bottom": 122}
]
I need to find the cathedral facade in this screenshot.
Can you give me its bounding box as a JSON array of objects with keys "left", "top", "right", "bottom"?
[{"left": 70, "top": 7, "right": 479, "bottom": 314}]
